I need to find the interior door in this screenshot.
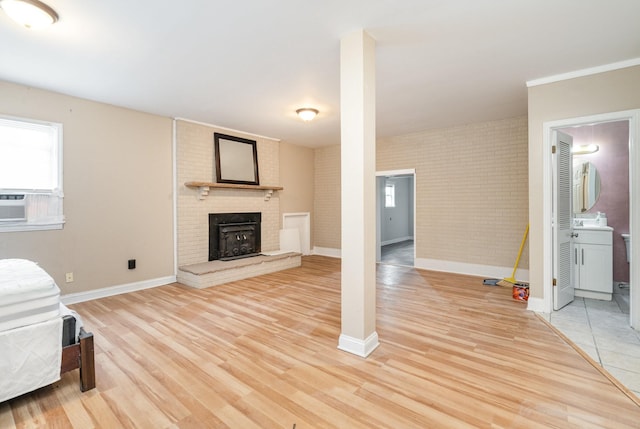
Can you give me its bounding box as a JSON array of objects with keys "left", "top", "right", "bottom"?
[{"left": 554, "top": 130, "right": 575, "bottom": 310}]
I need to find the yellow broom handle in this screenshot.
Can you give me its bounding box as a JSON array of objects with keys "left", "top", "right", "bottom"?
[{"left": 510, "top": 224, "right": 529, "bottom": 278}]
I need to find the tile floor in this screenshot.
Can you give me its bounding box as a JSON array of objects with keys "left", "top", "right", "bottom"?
[
  {"left": 545, "top": 283, "right": 640, "bottom": 397},
  {"left": 380, "top": 240, "right": 414, "bottom": 266}
]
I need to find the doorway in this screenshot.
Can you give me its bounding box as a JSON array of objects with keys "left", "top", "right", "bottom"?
[
  {"left": 376, "top": 169, "right": 416, "bottom": 267},
  {"left": 544, "top": 110, "right": 639, "bottom": 328},
  {"left": 546, "top": 112, "right": 640, "bottom": 395}
]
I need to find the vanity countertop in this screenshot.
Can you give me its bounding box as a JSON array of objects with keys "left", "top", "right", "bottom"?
[{"left": 574, "top": 225, "right": 613, "bottom": 232}]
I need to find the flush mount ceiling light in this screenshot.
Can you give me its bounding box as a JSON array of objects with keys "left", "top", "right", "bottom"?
[
  {"left": 296, "top": 108, "right": 319, "bottom": 122},
  {"left": 0, "top": 0, "right": 58, "bottom": 29},
  {"left": 572, "top": 144, "right": 600, "bottom": 155}
]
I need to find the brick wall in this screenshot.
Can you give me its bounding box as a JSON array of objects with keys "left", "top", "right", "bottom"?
[
  {"left": 176, "top": 120, "right": 280, "bottom": 266},
  {"left": 314, "top": 115, "right": 529, "bottom": 269}
]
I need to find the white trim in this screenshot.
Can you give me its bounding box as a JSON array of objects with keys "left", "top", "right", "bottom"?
[
  {"left": 60, "top": 275, "right": 176, "bottom": 305},
  {"left": 381, "top": 236, "right": 413, "bottom": 246},
  {"left": 630, "top": 111, "right": 640, "bottom": 329},
  {"left": 375, "top": 169, "right": 415, "bottom": 177},
  {"left": 172, "top": 119, "right": 178, "bottom": 277},
  {"left": 313, "top": 246, "right": 341, "bottom": 258},
  {"left": 526, "top": 297, "right": 546, "bottom": 313},
  {"left": 0, "top": 222, "right": 63, "bottom": 232},
  {"left": 174, "top": 117, "right": 281, "bottom": 142},
  {"left": 575, "top": 289, "right": 612, "bottom": 301},
  {"left": 338, "top": 332, "right": 380, "bottom": 358},
  {"left": 526, "top": 58, "right": 640, "bottom": 87},
  {"left": 375, "top": 168, "right": 417, "bottom": 266},
  {"left": 414, "top": 257, "right": 529, "bottom": 281},
  {"left": 542, "top": 109, "right": 640, "bottom": 328}
]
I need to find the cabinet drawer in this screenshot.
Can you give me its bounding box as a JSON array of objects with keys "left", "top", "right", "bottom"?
[{"left": 574, "top": 230, "right": 612, "bottom": 245}]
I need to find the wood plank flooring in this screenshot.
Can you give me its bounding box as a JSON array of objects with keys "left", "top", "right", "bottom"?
[{"left": 2, "top": 256, "right": 639, "bottom": 428}]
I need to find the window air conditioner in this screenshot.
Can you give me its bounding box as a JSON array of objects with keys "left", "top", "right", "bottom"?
[{"left": 0, "top": 194, "right": 26, "bottom": 221}]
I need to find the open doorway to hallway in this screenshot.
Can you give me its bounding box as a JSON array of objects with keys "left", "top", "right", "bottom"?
[{"left": 376, "top": 170, "right": 415, "bottom": 267}]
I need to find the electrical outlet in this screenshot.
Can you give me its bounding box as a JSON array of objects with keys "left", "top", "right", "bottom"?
[{"left": 65, "top": 272, "right": 74, "bottom": 283}]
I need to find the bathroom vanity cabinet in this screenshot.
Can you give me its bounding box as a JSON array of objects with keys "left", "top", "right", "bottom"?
[{"left": 573, "top": 227, "right": 613, "bottom": 300}]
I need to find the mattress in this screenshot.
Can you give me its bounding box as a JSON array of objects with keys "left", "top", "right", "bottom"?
[
  {"left": 0, "top": 259, "right": 60, "bottom": 333},
  {"left": 0, "top": 316, "right": 62, "bottom": 403}
]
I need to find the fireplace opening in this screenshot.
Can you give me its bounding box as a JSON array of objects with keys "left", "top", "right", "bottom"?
[{"left": 209, "top": 212, "right": 261, "bottom": 261}]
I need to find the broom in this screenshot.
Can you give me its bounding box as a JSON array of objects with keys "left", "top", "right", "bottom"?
[{"left": 497, "top": 224, "right": 529, "bottom": 287}]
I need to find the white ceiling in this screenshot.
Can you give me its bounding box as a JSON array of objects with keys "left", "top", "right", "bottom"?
[{"left": 1, "top": 0, "right": 639, "bottom": 147}]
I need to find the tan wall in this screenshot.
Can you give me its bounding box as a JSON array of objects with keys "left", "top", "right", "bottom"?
[
  {"left": 314, "top": 116, "right": 529, "bottom": 269},
  {"left": 279, "top": 142, "right": 315, "bottom": 243},
  {"left": 313, "top": 144, "right": 342, "bottom": 249},
  {"left": 176, "top": 120, "right": 281, "bottom": 266},
  {"left": 0, "top": 80, "right": 174, "bottom": 294},
  {"left": 528, "top": 65, "right": 640, "bottom": 299}
]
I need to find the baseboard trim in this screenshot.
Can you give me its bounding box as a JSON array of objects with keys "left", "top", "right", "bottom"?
[
  {"left": 313, "top": 247, "right": 341, "bottom": 258},
  {"left": 526, "top": 297, "right": 548, "bottom": 313},
  {"left": 381, "top": 236, "right": 413, "bottom": 246},
  {"left": 338, "top": 332, "right": 380, "bottom": 358},
  {"left": 414, "top": 257, "right": 529, "bottom": 282},
  {"left": 61, "top": 275, "right": 176, "bottom": 305}
]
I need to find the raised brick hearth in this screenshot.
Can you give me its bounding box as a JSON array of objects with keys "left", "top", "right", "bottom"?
[{"left": 177, "top": 252, "right": 301, "bottom": 289}]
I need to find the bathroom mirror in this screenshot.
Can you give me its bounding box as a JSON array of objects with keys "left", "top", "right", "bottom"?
[{"left": 573, "top": 161, "right": 601, "bottom": 213}]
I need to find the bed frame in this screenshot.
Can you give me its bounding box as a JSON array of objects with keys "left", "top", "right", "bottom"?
[{"left": 60, "top": 327, "right": 96, "bottom": 391}]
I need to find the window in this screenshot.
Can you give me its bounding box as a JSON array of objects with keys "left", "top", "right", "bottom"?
[
  {"left": 0, "top": 115, "right": 64, "bottom": 232},
  {"left": 385, "top": 183, "right": 395, "bottom": 208}
]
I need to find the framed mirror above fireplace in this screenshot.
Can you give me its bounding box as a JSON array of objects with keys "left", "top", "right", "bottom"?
[{"left": 214, "top": 133, "right": 260, "bottom": 185}]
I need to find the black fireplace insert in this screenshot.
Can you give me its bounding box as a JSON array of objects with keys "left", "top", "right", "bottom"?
[{"left": 209, "top": 212, "right": 261, "bottom": 261}]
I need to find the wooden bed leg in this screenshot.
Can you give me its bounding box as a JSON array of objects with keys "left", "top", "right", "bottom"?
[{"left": 79, "top": 329, "right": 96, "bottom": 391}]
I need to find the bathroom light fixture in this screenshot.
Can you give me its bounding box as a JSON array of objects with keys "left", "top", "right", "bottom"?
[
  {"left": 296, "top": 108, "right": 319, "bottom": 122},
  {"left": 572, "top": 144, "right": 599, "bottom": 155},
  {"left": 0, "top": 0, "right": 58, "bottom": 29}
]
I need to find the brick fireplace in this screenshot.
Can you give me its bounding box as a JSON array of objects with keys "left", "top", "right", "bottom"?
[{"left": 175, "top": 119, "right": 300, "bottom": 289}]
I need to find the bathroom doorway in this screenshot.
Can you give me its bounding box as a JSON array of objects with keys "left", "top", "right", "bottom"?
[
  {"left": 376, "top": 169, "right": 415, "bottom": 267},
  {"left": 547, "top": 113, "right": 639, "bottom": 395},
  {"left": 544, "top": 110, "right": 639, "bottom": 329}
]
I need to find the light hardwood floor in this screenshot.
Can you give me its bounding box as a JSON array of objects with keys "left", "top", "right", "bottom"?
[{"left": 2, "top": 256, "right": 639, "bottom": 428}]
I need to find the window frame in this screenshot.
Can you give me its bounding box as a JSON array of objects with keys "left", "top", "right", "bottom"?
[
  {"left": 0, "top": 114, "right": 64, "bottom": 232},
  {"left": 385, "top": 182, "right": 396, "bottom": 208}
]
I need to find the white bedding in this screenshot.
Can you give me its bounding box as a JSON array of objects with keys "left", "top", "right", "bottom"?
[
  {"left": 0, "top": 316, "right": 62, "bottom": 403},
  {"left": 0, "top": 259, "right": 60, "bottom": 332}
]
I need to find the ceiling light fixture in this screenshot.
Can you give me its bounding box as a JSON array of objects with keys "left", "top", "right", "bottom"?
[
  {"left": 572, "top": 144, "right": 599, "bottom": 155},
  {"left": 296, "top": 108, "right": 319, "bottom": 122},
  {"left": 0, "top": 0, "right": 58, "bottom": 29}
]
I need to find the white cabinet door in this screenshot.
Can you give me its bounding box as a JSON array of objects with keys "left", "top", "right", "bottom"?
[{"left": 580, "top": 243, "right": 613, "bottom": 293}]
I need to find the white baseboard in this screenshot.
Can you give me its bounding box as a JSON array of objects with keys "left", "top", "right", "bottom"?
[
  {"left": 414, "top": 257, "right": 529, "bottom": 282},
  {"left": 313, "top": 247, "right": 341, "bottom": 258},
  {"left": 381, "top": 236, "right": 413, "bottom": 246},
  {"left": 338, "top": 332, "right": 380, "bottom": 358},
  {"left": 61, "top": 275, "right": 176, "bottom": 305},
  {"left": 526, "top": 297, "right": 548, "bottom": 313}
]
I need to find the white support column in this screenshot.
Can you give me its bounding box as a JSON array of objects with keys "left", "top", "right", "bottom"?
[{"left": 338, "top": 29, "right": 379, "bottom": 357}]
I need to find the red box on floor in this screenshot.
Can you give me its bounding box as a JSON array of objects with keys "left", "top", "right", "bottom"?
[{"left": 513, "top": 283, "right": 529, "bottom": 302}]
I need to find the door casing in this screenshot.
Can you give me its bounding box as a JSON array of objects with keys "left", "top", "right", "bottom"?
[{"left": 541, "top": 109, "right": 640, "bottom": 329}]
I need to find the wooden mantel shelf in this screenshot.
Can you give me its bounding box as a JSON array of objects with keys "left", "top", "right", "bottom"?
[{"left": 185, "top": 181, "right": 283, "bottom": 201}]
